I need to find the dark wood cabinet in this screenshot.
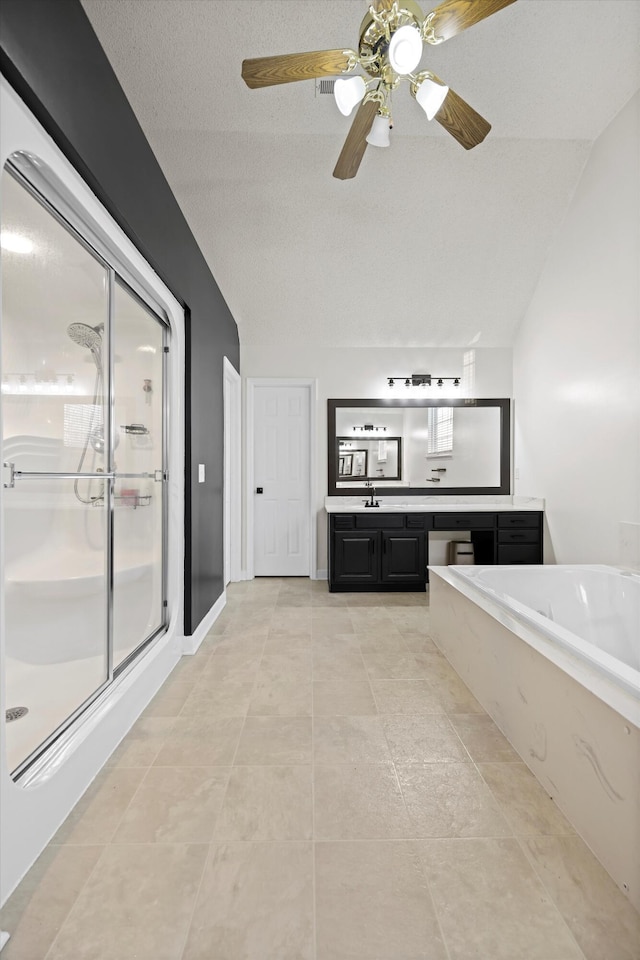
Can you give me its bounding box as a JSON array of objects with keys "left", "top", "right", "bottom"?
[
  {"left": 328, "top": 510, "right": 543, "bottom": 591},
  {"left": 330, "top": 513, "right": 429, "bottom": 591}
]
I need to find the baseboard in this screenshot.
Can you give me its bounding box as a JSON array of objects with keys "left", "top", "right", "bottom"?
[{"left": 182, "top": 592, "right": 226, "bottom": 655}]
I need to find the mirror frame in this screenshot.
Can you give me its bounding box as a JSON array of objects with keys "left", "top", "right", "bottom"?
[{"left": 328, "top": 398, "right": 511, "bottom": 497}]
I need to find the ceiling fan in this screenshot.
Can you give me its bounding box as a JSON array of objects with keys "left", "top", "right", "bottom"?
[{"left": 242, "top": 0, "right": 517, "bottom": 179}]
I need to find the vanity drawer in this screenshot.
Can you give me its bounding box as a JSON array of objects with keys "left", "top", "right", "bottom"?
[
  {"left": 356, "top": 514, "right": 404, "bottom": 529},
  {"left": 406, "top": 514, "right": 429, "bottom": 529},
  {"left": 498, "top": 513, "right": 540, "bottom": 528},
  {"left": 498, "top": 529, "right": 540, "bottom": 544},
  {"left": 433, "top": 513, "right": 495, "bottom": 530},
  {"left": 497, "top": 543, "right": 542, "bottom": 564},
  {"left": 333, "top": 515, "right": 355, "bottom": 530}
]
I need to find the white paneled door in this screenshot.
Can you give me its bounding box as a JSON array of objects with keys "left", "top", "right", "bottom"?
[{"left": 252, "top": 382, "right": 311, "bottom": 576}]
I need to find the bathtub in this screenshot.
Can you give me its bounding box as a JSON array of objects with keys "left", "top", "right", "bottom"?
[
  {"left": 429, "top": 564, "right": 640, "bottom": 910},
  {"left": 447, "top": 565, "right": 640, "bottom": 722}
]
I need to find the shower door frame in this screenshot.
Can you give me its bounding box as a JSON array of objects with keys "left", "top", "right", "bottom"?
[{"left": 3, "top": 157, "right": 170, "bottom": 781}]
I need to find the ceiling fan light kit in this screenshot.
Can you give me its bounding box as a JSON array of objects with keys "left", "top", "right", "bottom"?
[
  {"left": 241, "top": 0, "right": 518, "bottom": 179},
  {"left": 334, "top": 76, "right": 368, "bottom": 116}
]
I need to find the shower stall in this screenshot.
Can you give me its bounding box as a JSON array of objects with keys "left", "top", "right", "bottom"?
[{"left": 1, "top": 154, "right": 169, "bottom": 778}]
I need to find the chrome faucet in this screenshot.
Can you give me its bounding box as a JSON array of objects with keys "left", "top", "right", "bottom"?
[{"left": 363, "top": 481, "right": 379, "bottom": 508}]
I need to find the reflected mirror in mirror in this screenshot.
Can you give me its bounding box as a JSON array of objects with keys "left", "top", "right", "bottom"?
[
  {"left": 338, "top": 437, "right": 401, "bottom": 481},
  {"left": 328, "top": 399, "right": 510, "bottom": 496}
]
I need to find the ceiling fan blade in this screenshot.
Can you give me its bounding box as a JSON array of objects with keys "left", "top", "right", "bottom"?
[
  {"left": 242, "top": 49, "right": 354, "bottom": 89},
  {"left": 423, "top": 0, "right": 517, "bottom": 44},
  {"left": 333, "top": 99, "right": 379, "bottom": 180},
  {"left": 435, "top": 85, "right": 491, "bottom": 149}
]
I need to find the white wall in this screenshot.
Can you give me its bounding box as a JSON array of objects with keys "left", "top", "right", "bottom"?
[
  {"left": 513, "top": 93, "right": 640, "bottom": 566},
  {"left": 241, "top": 346, "right": 513, "bottom": 574}
]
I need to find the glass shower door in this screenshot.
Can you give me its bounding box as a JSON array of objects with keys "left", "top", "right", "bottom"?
[
  {"left": 112, "top": 280, "right": 166, "bottom": 670},
  {"left": 1, "top": 165, "right": 110, "bottom": 775}
]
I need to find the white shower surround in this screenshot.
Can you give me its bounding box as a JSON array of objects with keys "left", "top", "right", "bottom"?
[
  {"left": 429, "top": 564, "right": 640, "bottom": 911},
  {"left": 0, "top": 79, "right": 186, "bottom": 905}
]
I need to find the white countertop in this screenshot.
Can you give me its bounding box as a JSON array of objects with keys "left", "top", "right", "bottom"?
[{"left": 325, "top": 496, "right": 544, "bottom": 514}]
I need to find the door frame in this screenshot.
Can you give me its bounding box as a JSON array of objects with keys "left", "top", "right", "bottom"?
[
  {"left": 223, "top": 357, "right": 242, "bottom": 585},
  {"left": 245, "top": 377, "right": 316, "bottom": 581}
]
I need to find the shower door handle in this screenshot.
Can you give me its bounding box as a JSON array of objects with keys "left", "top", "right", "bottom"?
[
  {"left": 2, "top": 461, "right": 15, "bottom": 489},
  {"left": 3, "top": 463, "right": 108, "bottom": 486}
]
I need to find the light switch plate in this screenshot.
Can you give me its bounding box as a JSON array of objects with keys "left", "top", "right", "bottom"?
[{"left": 198, "top": 463, "right": 205, "bottom": 483}]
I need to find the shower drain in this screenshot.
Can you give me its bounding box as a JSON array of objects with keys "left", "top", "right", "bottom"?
[{"left": 6, "top": 707, "right": 28, "bottom": 723}]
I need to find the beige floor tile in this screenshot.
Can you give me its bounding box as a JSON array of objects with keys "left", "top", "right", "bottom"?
[
  {"left": 362, "top": 649, "right": 426, "bottom": 679},
  {"left": 311, "top": 631, "right": 361, "bottom": 651},
  {"left": 0, "top": 845, "right": 103, "bottom": 960},
  {"left": 182, "top": 842, "right": 313, "bottom": 960},
  {"left": 197, "top": 652, "right": 261, "bottom": 683},
  {"left": 311, "top": 612, "right": 355, "bottom": 633},
  {"left": 315, "top": 840, "right": 447, "bottom": 960},
  {"left": 208, "top": 633, "right": 267, "bottom": 655},
  {"left": 168, "top": 651, "right": 212, "bottom": 682},
  {"left": 47, "top": 843, "right": 208, "bottom": 960},
  {"left": 51, "top": 767, "right": 146, "bottom": 844},
  {"left": 105, "top": 716, "right": 176, "bottom": 767},
  {"left": 113, "top": 766, "right": 230, "bottom": 843},
  {"left": 397, "top": 762, "right": 512, "bottom": 838},
  {"left": 418, "top": 838, "right": 584, "bottom": 960},
  {"left": 263, "top": 631, "right": 313, "bottom": 651},
  {"left": 142, "top": 680, "right": 194, "bottom": 717},
  {"left": 355, "top": 632, "right": 408, "bottom": 654},
  {"left": 248, "top": 679, "right": 312, "bottom": 715},
  {"left": 523, "top": 835, "right": 640, "bottom": 960},
  {"left": 314, "top": 763, "right": 413, "bottom": 839},
  {"left": 402, "top": 633, "right": 439, "bottom": 655},
  {"left": 153, "top": 716, "right": 243, "bottom": 766},
  {"left": 312, "top": 646, "right": 368, "bottom": 680},
  {"left": 258, "top": 649, "right": 312, "bottom": 682},
  {"left": 424, "top": 665, "right": 485, "bottom": 714},
  {"left": 479, "top": 762, "right": 576, "bottom": 836},
  {"left": 269, "top": 612, "right": 313, "bottom": 633},
  {"left": 449, "top": 713, "right": 519, "bottom": 761},
  {"left": 234, "top": 716, "right": 312, "bottom": 764},
  {"left": 386, "top": 608, "right": 431, "bottom": 630},
  {"left": 314, "top": 715, "right": 392, "bottom": 763},
  {"left": 313, "top": 680, "right": 378, "bottom": 716},
  {"left": 180, "top": 680, "right": 254, "bottom": 718},
  {"left": 382, "top": 715, "right": 469, "bottom": 763},
  {"left": 371, "top": 679, "right": 444, "bottom": 714},
  {"left": 215, "top": 765, "right": 313, "bottom": 840}
]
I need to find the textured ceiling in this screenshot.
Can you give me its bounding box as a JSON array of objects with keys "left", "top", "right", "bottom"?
[{"left": 81, "top": 0, "right": 640, "bottom": 347}]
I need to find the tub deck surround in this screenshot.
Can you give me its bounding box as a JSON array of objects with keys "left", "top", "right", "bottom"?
[{"left": 429, "top": 567, "right": 640, "bottom": 912}]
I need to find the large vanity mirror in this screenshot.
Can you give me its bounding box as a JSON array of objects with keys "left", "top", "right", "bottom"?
[{"left": 328, "top": 398, "right": 510, "bottom": 496}]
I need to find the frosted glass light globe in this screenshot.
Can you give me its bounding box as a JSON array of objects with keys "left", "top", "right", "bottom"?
[
  {"left": 415, "top": 77, "right": 449, "bottom": 120},
  {"left": 388, "top": 25, "right": 423, "bottom": 75},
  {"left": 334, "top": 76, "right": 367, "bottom": 116}
]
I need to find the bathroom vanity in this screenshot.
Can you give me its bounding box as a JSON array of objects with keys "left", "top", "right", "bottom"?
[
  {"left": 326, "top": 396, "right": 543, "bottom": 591},
  {"left": 326, "top": 503, "right": 544, "bottom": 591}
]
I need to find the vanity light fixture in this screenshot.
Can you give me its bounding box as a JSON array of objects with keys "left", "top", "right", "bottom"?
[
  {"left": 387, "top": 374, "right": 460, "bottom": 388},
  {"left": 353, "top": 423, "right": 387, "bottom": 433}
]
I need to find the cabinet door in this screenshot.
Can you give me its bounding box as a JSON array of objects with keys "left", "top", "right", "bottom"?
[
  {"left": 333, "top": 532, "right": 379, "bottom": 583},
  {"left": 381, "top": 532, "right": 426, "bottom": 583}
]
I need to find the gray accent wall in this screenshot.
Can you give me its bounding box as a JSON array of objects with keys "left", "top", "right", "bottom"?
[{"left": 0, "top": 0, "right": 240, "bottom": 633}]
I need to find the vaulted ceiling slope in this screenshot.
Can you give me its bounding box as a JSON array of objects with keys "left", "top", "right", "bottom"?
[{"left": 81, "top": 0, "right": 640, "bottom": 348}]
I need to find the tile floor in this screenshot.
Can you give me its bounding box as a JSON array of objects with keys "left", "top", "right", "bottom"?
[{"left": 1, "top": 577, "right": 639, "bottom": 960}]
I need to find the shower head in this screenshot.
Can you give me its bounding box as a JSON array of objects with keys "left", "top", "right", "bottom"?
[{"left": 67, "top": 322, "right": 103, "bottom": 351}]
